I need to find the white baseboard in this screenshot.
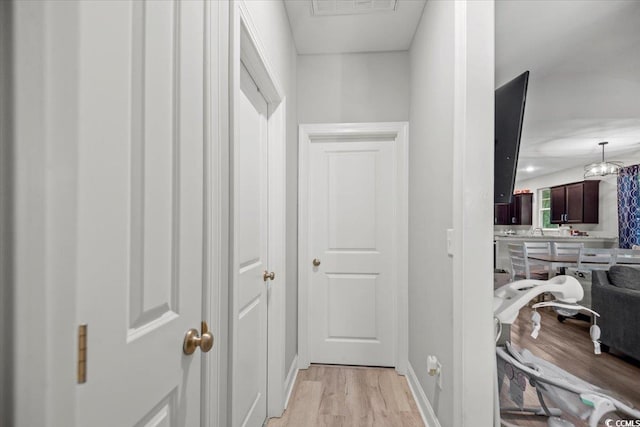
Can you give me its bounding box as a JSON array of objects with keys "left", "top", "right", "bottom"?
[
  {"left": 406, "top": 362, "right": 441, "bottom": 427},
  {"left": 283, "top": 355, "right": 299, "bottom": 409}
]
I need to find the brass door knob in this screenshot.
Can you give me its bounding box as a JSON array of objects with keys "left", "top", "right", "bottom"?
[
  {"left": 263, "top": 270, "right": 275, "bottom": 281},
  {"left": 312, "top": 258, "right": 321, "bottom": 267},
  {"left": 183, "top": 321, "right": 214, "bottom": 355}
]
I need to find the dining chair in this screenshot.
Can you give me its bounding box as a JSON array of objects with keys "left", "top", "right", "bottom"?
[
  {"left": 523, "top": 241, "right": 551, "bottom": 254},
  {"left": 571, "top": 247, "right": 614, "bottom": 310},
  {"left": 551, "top": 241, "right": 584, "bottom": 256},
  {"left": 551, "top": 242, "right": 584, "bottom": 275},
  {"left": 523, "top": 241, "right": 551, "bottom": 275},
  {"left": 576, "top": 247, "right": 615, "bottom": 273},
  {"left": 509, "top": 243, "right": 548, "bottom": 281},
  {"left": 613, "top": 248, "right": 640, "bottom": 266}
]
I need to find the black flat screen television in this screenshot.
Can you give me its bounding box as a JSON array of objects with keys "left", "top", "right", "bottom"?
[{"left": 495, "top": 71, "right": 529, "bottom": 204}]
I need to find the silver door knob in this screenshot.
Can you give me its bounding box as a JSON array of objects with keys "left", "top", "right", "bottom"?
[{"left": 312, "top": 258, "right": 321, "bottom": 267}]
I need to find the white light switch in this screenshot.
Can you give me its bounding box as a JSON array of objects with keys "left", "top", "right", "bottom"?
[{"left": 446, "top": 229, "right": 454, "bottom": 256}]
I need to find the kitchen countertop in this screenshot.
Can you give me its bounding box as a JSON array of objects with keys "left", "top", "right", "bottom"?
[
  {"left": 493, "top": 235, "right": 618, "bottom": 271},
  {"left": 494, "top": 235, "right": 618, "bottom": 241}
]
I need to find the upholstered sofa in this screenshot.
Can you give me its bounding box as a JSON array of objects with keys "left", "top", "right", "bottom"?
[{"left": 592, "top": 266, "right": 640, "bottom": 361}]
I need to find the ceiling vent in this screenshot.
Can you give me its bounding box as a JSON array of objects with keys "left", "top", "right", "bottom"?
[{"left": 311, "top": 0, "right": 398, "bottom": 16}]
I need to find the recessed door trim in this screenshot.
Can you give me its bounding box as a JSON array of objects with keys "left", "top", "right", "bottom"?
[
  {"left": 298, "top": 122, "right": 409, "bottom": 374},
  {"left": 230, "top": 0, "right": 288, "bottom": 421}
]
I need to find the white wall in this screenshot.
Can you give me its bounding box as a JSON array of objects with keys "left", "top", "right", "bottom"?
[
  {"left": 516, "top": 149, "right": 640, "bottom": 238},
  {"left": 297, "top": 51, "right": 410, "bottom": 123},
  {"left": 409, "top": 2, "right": 495, "bottom": 426},
  {"left": 285, "top": 40, "right": 298, "bottom": 381},
  {"left": 241, "top": 0, "right": 299, "bottom": 377},
  {"left": 0, "top": 1, "right": 12, "bottom": 424},
  {"left": 409, "top": 1, "right": 455, "bottom": 423}
]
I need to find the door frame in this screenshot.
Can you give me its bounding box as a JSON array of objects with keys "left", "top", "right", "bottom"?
[
  {"left": 12, "top": 2, "right": 225, "bottom": 426},
  {"left": 229, "top": 0, "right": 289, "bottom": 420},
  {"left": 13, "top": 3, "right": 81, "bottom": 425},
  {"left": 297, "top": 122, "right": 409, "bottom": 374},
  {"left": 208, "top": 2, "right": 230, "bottom": 427}
]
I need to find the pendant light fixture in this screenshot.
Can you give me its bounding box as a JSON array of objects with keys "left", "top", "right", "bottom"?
[{"left": 584, "top": 141, "right": 623, "bottom": 178}]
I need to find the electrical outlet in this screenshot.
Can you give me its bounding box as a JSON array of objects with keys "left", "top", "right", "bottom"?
[
  {"left": 427, "top": 355, "right": 443, "bottom": 389},
  {"left": 427, "top": 355, "right": 439, "bottom": 375}
]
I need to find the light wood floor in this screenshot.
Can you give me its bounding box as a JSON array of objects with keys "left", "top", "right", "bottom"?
[
  {"left": 501, "top": 306, "right": 640, "bottom": 426},
  {"left": 269, "top": 307, "right": 640, "bottom": 427},
  {"left": 267, "top": 365, "right": 424, "bottom": 427}
]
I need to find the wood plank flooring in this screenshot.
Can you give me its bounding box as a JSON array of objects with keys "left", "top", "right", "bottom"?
[
  {"left": 270, "top": 305, "right": 640, "bottom": 427},
  {"left": 267, "top": 365, "right": 424, "bottom": 427},
  {"left": 501, "top": 306, "right": 640, "bottom": 426}
]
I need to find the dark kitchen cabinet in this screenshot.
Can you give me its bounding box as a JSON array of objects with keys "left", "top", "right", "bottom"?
[
  {"left": 550, "top": 186, "right": 566, "bottom": 223},
  {"left": 494, "top": 203, "right": 511, "bottom": 225},
  {"left": 512, "top": 193, "right": 532, "bottom": 225},
  {"left": 494, "top": 193, "right": 532, "bottom": 225},
  {"left": 550, "top": 180, "right": 600, "bottom": 224}
]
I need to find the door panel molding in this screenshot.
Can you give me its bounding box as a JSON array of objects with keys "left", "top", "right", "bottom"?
[
  {"left": 298, "top": 122, "right": 409, "bottom": 374},
  {"left": 128, "top": 0, "right": 181, "bottom": 337}
]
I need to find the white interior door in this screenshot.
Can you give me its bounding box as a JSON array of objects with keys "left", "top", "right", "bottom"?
[
  {"left": 307, "top": 139, "right": 397, "bottom": 367},
  {"left": 75, "top": 1, "right": 207, "bottom": 425},
  {"left": 232, "top": 64, "right": 269, "bottom": 427}
]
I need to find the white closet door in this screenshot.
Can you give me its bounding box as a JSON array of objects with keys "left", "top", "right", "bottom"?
[
  {"left": 75, "top": 1, "right": 206, "bottom": 425},
  {"left": 308, "top": 139, "right": 397, "bottom": 366},
  {"left": 232, "top": 64, "right": 269, "bottom": 427}
]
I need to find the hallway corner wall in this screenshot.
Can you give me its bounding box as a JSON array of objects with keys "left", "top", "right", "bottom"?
[
  {"left": 409, "top": 2, "right": 495, "bottom": 426},
  {"left": 408, "top": 1, "right": 456, "bottom": 425}
]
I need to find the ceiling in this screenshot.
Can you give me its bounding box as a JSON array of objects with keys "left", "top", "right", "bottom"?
[
  {"left": 283, "top": 0, "right": 426, "bottom": 54},
  {"left": 496, "top": 0, "right": 640, "bottom": 181}
]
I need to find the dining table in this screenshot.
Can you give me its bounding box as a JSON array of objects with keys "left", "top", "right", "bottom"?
[
  {"left": 528, "top": 251, "right": 633, "bottom": 275},
  {"left": 527, "top": 254, "right": 578, "bottom": 275}
]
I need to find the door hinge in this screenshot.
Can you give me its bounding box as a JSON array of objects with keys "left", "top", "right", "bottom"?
[{"left": 77, "top": 324, "right": 87, "bottom": 384}]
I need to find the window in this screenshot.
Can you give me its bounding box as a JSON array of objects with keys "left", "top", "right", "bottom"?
[{"left": 539, "top": 188, "right": 558, "bottom": 229}]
